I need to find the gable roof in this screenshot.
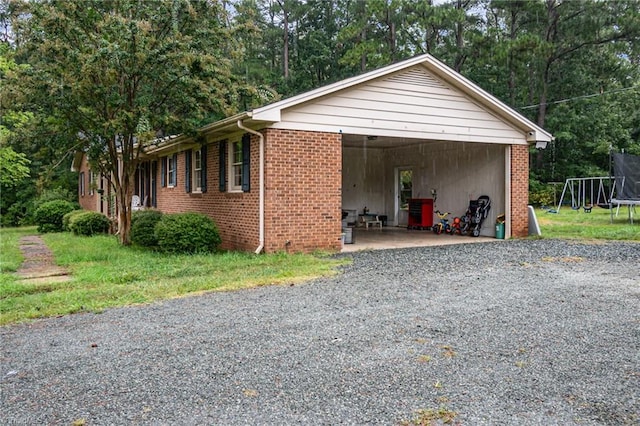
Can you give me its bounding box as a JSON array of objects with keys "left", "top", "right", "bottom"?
[{"left": 153, "top": 53, "right": 552, "bottom": 153}]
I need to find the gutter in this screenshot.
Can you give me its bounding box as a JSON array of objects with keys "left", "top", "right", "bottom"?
[{"left": 237, "top": 120, "right": 265, "bottom": 254}]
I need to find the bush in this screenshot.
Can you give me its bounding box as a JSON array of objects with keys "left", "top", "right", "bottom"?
[
  {"left": 69, "top": 211, "right": 110, "bottom": 236},
  {"left": 529, "top": 179, "right": 555, "bottom": 207},
  {"left": 131, "top": 209, "right": 164, "bottom": 247},
  {"left": 63, "top": 209, "right": 85, "bottom": 231},
  {"left": 34, "top": 200, "right": 77, "bottom": 233},
  {"left": 34, "top": 188, "right": 77, "bottom": 210},
  {"left": 155, "top": 212, "right": 221, "bottom": 254},
  {"left": 1, "top": 202, "right": 28, "bottom": 227}
]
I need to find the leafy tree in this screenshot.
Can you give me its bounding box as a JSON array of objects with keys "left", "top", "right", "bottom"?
[
  {"left": 0, "top": 146, "right": 30, "bottom": 186},
  {"left": 12, "top": 0, "right": 247, "bottom": 244}
]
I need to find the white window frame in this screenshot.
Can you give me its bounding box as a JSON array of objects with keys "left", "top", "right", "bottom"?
[
  {"left": 228, "top": 140, "right": 243, "bottom": 192},
  {"left": 79, "top": 171, "right": 86, "bottom": 197},
  {"left": 167, "top": 154, "right": 177, "bottom": 187},
  {"left": 193, "top": 148, "right": 203, "bottom": 193},
  {"left": 88, "top": 171, "right": 95, "bottom": 195}
]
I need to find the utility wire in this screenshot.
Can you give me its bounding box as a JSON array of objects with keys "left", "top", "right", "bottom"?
[{"left": 518, "top": 86, "right": 639, "bottom": 110}]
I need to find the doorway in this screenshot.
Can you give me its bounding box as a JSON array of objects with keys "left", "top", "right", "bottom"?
[{"left": 395, "top": 167, "right": 412, "bottom": 226}]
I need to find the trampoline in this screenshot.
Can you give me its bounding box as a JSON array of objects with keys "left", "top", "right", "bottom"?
[{"left": 610, "top": 152, "right": 640, "bottom": 224}]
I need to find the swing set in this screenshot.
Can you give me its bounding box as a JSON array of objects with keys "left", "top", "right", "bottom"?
[
  {"left": 555, "top": 176, "right": 616, "bottom": 212},
  {"left": 554, "top": 151, "right": 639, "bottom": 223}
]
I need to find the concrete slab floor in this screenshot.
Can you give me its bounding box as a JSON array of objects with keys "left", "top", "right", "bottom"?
[{"left": 341, "top": 226, "right": 499, "bottom": 252}]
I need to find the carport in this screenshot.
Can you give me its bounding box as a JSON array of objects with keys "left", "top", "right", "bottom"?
[
  {"left": 341, "top": 136, "right": 506, "bottom": 238},
  {"left": 280, "top": 54, "right": 552, "bottom": 244}
]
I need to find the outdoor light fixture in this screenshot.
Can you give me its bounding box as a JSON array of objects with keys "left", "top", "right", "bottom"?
[{"left": 536, "top": 141, "right": 548, "bottom": 149}]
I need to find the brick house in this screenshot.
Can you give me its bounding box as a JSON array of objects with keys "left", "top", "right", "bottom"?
[{"left": 75, "top": 54, "right": 553, "bottom": 253}]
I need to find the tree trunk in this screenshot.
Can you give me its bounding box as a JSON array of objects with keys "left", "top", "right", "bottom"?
[
  {"left": 280, "top": 1, "right": 289, "bottom": 79},
  {"left": 115, "top": 163, "right": 134, "bottom": 246},
  {"left": 535, "top": 71, "right": 549, "bottom": 170},
  {"left": 117, "top": 198, "right": 132, "bottom": 245},
  {"left": 387, "top": 8, "right": 396, "bottom": 63},
  {"left": 453, "top": 0, "right": 466, "bottom": 72},
  {"left": 360, "top": 26, "right": 367, "bottom": 72}
]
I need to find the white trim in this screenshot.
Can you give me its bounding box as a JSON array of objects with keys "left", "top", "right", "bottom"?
[
  {"left": 394, "top": 167, "right": 413, "bottom": 226},
  {"left": 505, "top": 145, "right": 512, "bottom": 239},
  {"left": 167, "top": 154, "right": 177, "bottom": 187},
  {"left": 192, "top": 148, "right": 203, "bottom": 193},
  {"left": 228, "top": 140, "right": 243, "bottom": 192},
  {"left": 148, "top": 54, "right": 552, "bottom": 157},
  {"left": 237, "top": 120, "right": 265, "bottom": 254},
  {"left": 250, "top": 54, "right": 552, "bottom": 143}
]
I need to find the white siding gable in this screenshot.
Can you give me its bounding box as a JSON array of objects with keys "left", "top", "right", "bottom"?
[{"left": 273, "top": 65, "right": 527, "bottom": 145}]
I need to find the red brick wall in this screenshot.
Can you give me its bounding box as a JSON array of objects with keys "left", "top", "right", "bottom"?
[
  {"left": 155, "top": 140, "right": 260, "bottom": 252},
  {"left": 263, "top": 129, "right": 342, "bottom": 253},
  {"left": 77, "top": 155, "right": 100, "bottom": 212},
  {"left": 153, "top": 130, "right": 342, "bottom": 253},
  {"left": 510, "top": 144, "right": 529, "bottom": 237}
]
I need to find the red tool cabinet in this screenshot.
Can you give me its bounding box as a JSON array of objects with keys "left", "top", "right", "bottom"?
[{"left": 407, "top": 198, "right": 434, "bottom": 229}]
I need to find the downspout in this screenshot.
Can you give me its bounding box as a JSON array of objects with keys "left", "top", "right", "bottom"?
[{"left": 237, "top": 120, "right": 265, "bottom": 254}]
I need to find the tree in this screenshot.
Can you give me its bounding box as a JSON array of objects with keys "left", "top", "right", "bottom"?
[
  {"left": 0, "top": 146, "right": 30, "bottom": 186},
  {"left": 12, "top": 0, "right": 245, "bottom": 244}
]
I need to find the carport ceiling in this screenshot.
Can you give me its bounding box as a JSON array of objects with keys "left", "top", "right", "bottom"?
[{"left": 341, "top": 134, "right": 434, "bottom": 149}]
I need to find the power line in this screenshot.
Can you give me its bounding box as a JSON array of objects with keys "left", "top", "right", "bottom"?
[{"left": 518, "top": 86, "right": 639, "bottom": 110}]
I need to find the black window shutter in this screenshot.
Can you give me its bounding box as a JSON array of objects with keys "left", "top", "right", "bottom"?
[
  {"left": 185, "top": 149, "right": 192, "bottom": 193},
  {"left": 242, "top": 134, "right": 251, "bottom": 192},
  {"left": 151, "top": 161, "right": 157, "bottom": 207},
  {"left": 161, "top": 156, "right": 167, "bottom": 187},
  {"left": 219, "top": 140, "right": 226, "bottom": 192},
  {"left": 201, "top": 145, "right": 207, "bottom": 193},
  {"left": 172, "top": 153, "right": 178, "bottom": 186}
]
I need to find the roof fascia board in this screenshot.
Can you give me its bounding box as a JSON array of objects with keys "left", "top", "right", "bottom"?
[
  {"left": 145, "top": 112, "right": 254, "bottom": 155},
  {"left": 418, "top": 56, "right": 553, "bottom": 142}
]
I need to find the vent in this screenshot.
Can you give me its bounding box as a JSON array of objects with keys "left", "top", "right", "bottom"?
[{"left": 385, "top": 68, "right": 448, "bottom": 90}]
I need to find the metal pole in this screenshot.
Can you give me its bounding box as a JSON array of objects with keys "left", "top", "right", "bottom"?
[{"left": 609, "top": 146, "right": 613, "bottom": 224}]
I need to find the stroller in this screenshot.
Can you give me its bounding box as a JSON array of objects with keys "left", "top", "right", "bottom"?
[{"left": 460, "top": 195, "right": 491, "bottom": 237}]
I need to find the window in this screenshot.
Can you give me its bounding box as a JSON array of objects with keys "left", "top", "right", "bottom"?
[
  {"left": 88, "top": 171, "right": 95, "bottom": 195},
  {"left": 229, "top": 141, "right": 243, "bottom": 191},
  {"left": 185, "top": 147, "right": 207, "bottom": 193},
  {"left": 194, "top": 149, "right": 202, "bottom": 191},
  {"left": 79, "top": 172, "right": 86, "bottom": 197},
  {"left": 220, "top": 134, "right": 251, "bottom": 192},
  {"left": 168, "top": 154, "right": 177, "bottom": 187},
  {"left": 161, "top": 154, "right": 178, "bottom": 188},
  {"left": 399, "top": 169, "right": 412, "bottom": 210},
  {"left": 219, "top": 135, "right": 249, "bottom": 193}
]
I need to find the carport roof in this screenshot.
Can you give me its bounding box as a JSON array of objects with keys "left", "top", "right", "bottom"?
[{"left": 148, "top": 53, "right": 553, "bottom": 154}]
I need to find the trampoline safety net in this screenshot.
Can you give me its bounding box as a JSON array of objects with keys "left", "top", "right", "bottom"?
[{"left": 612, "top": 153, "right": 640, "bottom": 200}]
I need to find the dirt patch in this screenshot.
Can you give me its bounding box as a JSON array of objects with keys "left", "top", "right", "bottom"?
[{"left": 16, "top": 235, "right": 71, "bottom": 283}]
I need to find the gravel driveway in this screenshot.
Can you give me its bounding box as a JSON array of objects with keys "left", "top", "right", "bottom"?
[{"left": 1, "top": 239, "right": 639, "bottom": 425}]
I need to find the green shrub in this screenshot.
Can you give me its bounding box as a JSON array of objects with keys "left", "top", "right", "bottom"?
[
  {"left": 34, "top": 188, "right": 77, "bottom": 210},
  {"left": 1, "top": 202, "right": 28, "bottom": 227},
  {"left": 529, "top": 179, "right": 555, "bottom": 207},
  {"left": 131, "top": 209, "right": 164, "bottom": 247},
  {"left": 63, "top": 209, "right": 85, "bottom": 231},
  {"left": 70, "top": 211, "right": 110, "bottom": 236},
  {"left": 34, "top": 200, "right": 77, "bottom": 233},
  {"left": 155, "top": 212, "right": 221, "bottom": 254}
]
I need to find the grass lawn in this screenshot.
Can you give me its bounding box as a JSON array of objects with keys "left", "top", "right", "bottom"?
[
  {"left": 0, "top": 228, "right": 348, "bottom": 325},
  {"left": 2, "top": 207, "right": 637, "bottom": 325},
  {"left": 536, "top": 204, "right": 639, "bottom": 240}
]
